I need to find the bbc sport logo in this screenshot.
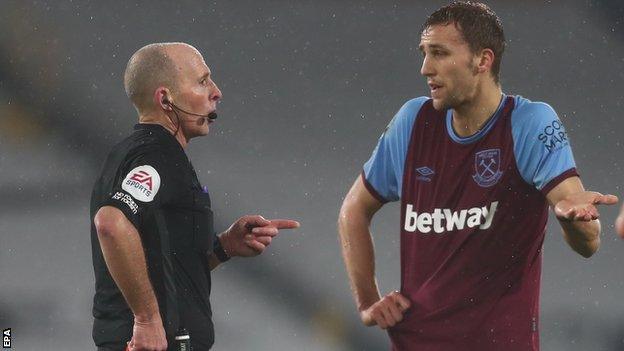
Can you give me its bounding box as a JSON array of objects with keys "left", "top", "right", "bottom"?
[{"left": 3, "top": 328, "right": 10, "bottom": 349}]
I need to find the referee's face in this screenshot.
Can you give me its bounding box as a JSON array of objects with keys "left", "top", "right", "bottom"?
[
  {"left": 172, "top": 46, "right": 222, "bottom": 138},
  {"left": 419, "top": 23, "right": 481, "bottom": 111}
]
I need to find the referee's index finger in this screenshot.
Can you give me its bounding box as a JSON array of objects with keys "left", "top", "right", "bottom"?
[
  {"left": 269, "top": 219, "right": 300, "bottom": 229},
  {"left": 245, "top": 216, "right": 271, "bottom": 227}
]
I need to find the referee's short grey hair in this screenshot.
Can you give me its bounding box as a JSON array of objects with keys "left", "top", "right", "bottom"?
[{"left": 123, "top": 42, "right": 186, "bottom": 113}]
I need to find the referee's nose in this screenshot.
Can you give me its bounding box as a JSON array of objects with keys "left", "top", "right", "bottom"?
[{"left": 210, "top": 82, "right": 222, "bottom": 102}]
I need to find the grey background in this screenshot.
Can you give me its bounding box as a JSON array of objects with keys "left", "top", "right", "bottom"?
[{"left": 1, "top": 0, "right": 623, "bottom": 350}]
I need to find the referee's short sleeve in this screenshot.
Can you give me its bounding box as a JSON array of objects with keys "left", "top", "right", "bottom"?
[{"left": 99, "top": 150, "right": 173, "bottom": 228}]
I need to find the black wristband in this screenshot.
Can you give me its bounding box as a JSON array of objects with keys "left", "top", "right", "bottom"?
[{"left": 213, "top": 236, "right": 231, "bottom": 262}]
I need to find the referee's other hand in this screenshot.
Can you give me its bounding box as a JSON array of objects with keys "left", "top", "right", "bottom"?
[
  {"left": 127, "top": 314, "right": 167, "bottom": 351},
  {"left": 221, "top": 215, "right": 300, "bottom": 257}
]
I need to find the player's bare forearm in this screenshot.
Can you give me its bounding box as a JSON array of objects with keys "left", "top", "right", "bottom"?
[
  {"left": 338, "top": 176, "right": 384, "bottom": 311},
  {"left": 94, "top": 206, "right": 161, "bottom": 322},
  {"left": 558, "top": 218, "right": 601, "bottom": 258},
  {"left": 338, "top": 208, "right": 381, "bottom": 310}
]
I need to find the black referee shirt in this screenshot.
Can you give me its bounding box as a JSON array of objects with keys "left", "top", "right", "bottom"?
[{"left": 90, "top": 123, "right": 215, "bottom": 350}]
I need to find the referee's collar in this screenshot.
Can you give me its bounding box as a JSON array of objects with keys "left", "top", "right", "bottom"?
[
  {"left": 134, "top": 123, "right": 172, "bottom": 135},
  {"left": 134, "top": 123, "right": 182, "bottom": 146}
]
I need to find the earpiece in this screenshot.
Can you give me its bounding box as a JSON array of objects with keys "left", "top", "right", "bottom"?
[{"left": 162, "top": 97, "right": 173, "bottom": 110}]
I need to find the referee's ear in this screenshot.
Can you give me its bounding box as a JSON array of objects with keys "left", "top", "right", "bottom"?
[{"left": 154, "top": 87, "right": 173, "bottom": 111}]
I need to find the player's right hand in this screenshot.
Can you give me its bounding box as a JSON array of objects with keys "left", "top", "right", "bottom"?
[
  {"left": 127, "top": 315, "right": 167, "bottom": 351},
  {"left": 359, "top": 291, "right": 411, "bottom": 329}
]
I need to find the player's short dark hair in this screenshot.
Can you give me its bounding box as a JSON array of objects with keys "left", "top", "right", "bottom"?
[{"left": 422, "top": 1, "right": 506, "bottom": 83}]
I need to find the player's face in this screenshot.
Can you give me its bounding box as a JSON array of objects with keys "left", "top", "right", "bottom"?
[
  {"left": 174, "top": 47, "right": 222, "bottom": 138},
  {"left": 419, "top": 24, "right": 480, "bottom": 110}
]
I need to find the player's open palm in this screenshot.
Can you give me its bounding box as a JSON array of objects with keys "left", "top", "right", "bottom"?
[
  {"left": 360, "top": 291, "right": 411, "bottom": 329},
  {"left": 554, "top": 191, "right": 618, "bottom": 222}
]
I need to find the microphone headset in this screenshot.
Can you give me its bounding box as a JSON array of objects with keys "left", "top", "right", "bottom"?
[
  {"left": 162, "top": 98, "right": 218, "bottom": 121},
  {"left": 162, "top": 97, "right": 218, "bottom": 136}
]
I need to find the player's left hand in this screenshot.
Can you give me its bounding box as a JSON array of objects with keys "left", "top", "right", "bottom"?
[
  {"left": 221, "top": 215, "right": 300, "bottom": 257},
  {"left": 554, "top": 191, "right": 618, "bottom": 222},
  {"left": 615, "top": 204, "right": 624, "bottom": 239}
]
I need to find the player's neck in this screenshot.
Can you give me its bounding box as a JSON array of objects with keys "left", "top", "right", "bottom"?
[
  {"left": 451, "top": 83, "right": 503, "bottom": 138},
  {"left": 139, "top": 113, "right": 190, "bottom": 149}
]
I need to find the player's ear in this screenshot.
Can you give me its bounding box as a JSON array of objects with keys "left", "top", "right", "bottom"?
[
  {"left": 476, "top": 48, "right": 495, "bottom": 75},
  {"left": 477, "top": 49, "right": 494, "bottom": 73}
]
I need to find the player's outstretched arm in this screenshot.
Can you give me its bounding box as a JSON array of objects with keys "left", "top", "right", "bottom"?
[
  {"left": 94, "top": 206, "right": 167, "bottom": 351},
  {"left": 338, "top": 175, "right": 411, "bottom": 329},
  {"left": 209, "top": 215, "right": 300, "bottom": 270},
  {"left": 546, "top": 177, "right": 618, "bottom": 258}
]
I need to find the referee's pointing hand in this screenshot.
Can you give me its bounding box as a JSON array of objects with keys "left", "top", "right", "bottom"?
[{"left": 221, "top": 215, "right": 300, "bottom": 257}]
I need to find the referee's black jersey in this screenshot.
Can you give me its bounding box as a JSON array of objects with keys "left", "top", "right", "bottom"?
[{"left": 90, "top": 123, "right": 216, "bottom": 350}]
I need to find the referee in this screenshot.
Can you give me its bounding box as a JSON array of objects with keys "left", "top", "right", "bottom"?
[{"left": 90, "top": 42, "right": 299, "bottom": 351}]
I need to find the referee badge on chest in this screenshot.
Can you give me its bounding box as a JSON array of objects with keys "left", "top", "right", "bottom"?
[{"left": 472, "top": 148, "right": 503, "bottom": 187}]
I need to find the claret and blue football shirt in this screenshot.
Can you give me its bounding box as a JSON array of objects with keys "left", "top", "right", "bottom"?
[{"left": 362, "top": 95, "right": 577, "bottom": 351}]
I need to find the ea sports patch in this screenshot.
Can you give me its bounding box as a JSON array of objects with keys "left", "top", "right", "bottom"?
[{"left": 122, "top": 165, "right": 161, "bottom": 202}]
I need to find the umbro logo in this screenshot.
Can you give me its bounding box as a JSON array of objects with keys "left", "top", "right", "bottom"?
[
  {"left": 130, "top": 170, "right": 154, "bottom": 190},
  {"left": 415, "top": 166, "right": 434, "bottom": 182}
]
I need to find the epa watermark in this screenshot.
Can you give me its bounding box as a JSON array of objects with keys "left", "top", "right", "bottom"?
[{"left": 2, "top": 328, "right": 10, "bottom": 349}]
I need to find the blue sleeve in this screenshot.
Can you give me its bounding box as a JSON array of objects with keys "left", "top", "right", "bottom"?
[
  {"left": 511, "top": 96, "right": 578, "bottom": 194},
  {"left": 362, "top": 97, "right": 427, "bottom": 202}
]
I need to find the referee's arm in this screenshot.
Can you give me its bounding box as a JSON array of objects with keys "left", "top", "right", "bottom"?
[{"left": 94, "top": 206, "right": 167, "bottom": 350}]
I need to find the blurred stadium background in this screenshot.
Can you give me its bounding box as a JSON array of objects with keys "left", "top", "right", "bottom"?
[{"left": 1, "top": 0, "right": 623, "bottom": 350}]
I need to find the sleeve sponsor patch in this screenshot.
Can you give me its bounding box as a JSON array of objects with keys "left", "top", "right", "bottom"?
[
  {"left": 112, "top": 191, "right": 139, "bottom": 214},
  {"left": 537, "top": 119, "right": 569, "bottom": 152},
  {"left": 121, "top": 165, "right": 161, "bottom": 202}
]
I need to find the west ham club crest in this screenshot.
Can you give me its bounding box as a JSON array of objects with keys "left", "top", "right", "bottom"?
[{"left": 472, "top": 149, "right": 503, "bottom": 187}]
